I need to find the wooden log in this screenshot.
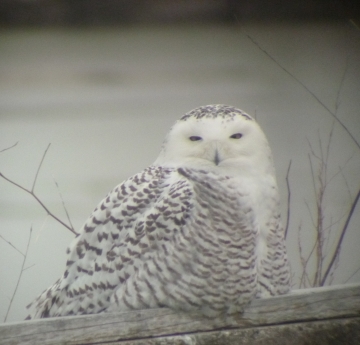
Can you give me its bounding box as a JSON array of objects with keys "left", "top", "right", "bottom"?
[
  {"left": 1, "top": 283, "right": 359, "bottom": 345},
  {"left": 116, "top": 317, "right": 360, "bottom": 345}
]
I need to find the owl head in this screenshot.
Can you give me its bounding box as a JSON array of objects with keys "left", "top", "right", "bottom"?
[{"left": 154, "top": 104, "right": 275, "bottom": 176}]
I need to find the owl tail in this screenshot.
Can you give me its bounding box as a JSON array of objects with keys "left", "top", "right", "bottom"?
[{"left": 25, "top": 279, "right": 61, "bottom": 320}]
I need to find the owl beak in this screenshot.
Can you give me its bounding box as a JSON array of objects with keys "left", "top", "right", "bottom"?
[{"left": 214, "top": 149, "right": 220, "bottom": 166}]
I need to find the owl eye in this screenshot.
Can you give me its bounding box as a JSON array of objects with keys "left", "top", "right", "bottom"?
[
  {"left": 230, "top": 133, "right": 243, "bottom": 139},
  {"left": 189, "top": 136, "right": 202, "bottom": 141}
]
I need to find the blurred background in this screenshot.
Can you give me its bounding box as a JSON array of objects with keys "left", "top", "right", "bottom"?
[
  {"left": 0, "top": 0, "right": 357, "bottom": 26},
  {"left": 1, "top": 1, "right": 360, "bottom": 323}
]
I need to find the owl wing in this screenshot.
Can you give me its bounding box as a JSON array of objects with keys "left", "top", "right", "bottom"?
[
  {"left": 26, "top": 166, "right": 193, "bottom": 318},
  {"left": 27, "top": 166, "right": 259, "bottom": 319}
]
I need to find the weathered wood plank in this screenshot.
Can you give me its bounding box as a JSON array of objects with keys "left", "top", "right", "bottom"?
[
  {"left": 1, "top": 283, "right": 359, "bottom": 345},
  {"left": 115, "top": 317, "right": 360, "bottom": 345}
]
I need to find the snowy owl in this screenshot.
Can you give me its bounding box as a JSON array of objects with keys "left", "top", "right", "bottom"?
[{"left": 26, "top": 104, "right": 290, "bottom": 319}]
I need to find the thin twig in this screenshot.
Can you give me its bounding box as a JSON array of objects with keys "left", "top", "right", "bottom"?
[
  {"left": 304, "top": 150, "right": 323, "bottom": 287},
  {"left": 22, "top": 264, "right": 36, "bottom": 272},
  {"left": 302, "top": 231, "right": 318, "bottom": 280},
  {"left": 0, "top": 235, "right": 25, "bottom": 257},
  {"left": 322, "top": 215, "right": 332, "bottom": 255},
  {"left": 314, "top": 131, "right": 330, "bottom": 286},
  {"left": 297, "top": 223, "right": 306, "bottom": 287},
  {"left": 246, "top": 34, "right": 360, "bottom": 150},
  {"left": 304, "top": 200, "right": 316, "bottom": 229},
  {"left": 0, "top": 172, "right": 76, "bottom": 235},
  {"left": 4, "top": 227, "right": 32, "bottom": 322},
  {"left": 321, "top": 187, "right": 360, "bottom": 286},
  {"left": 339, "top": 167, "right": 353, "bottom": 199},
  {"left": 327, "top": 152, "right": 355, "bottom": 186},
  {"left": 0, "top": 173, "right": 76, "bottom": 235},
  {"left": 322, "top": 215, "right": 345, "bottom": 233},
  {"left": 324, "top": 123, "right": 335, "bottom": 171},
  {"left": 306, "top": 138, "right": 321, "bottom": 162},
  {"left": 307, "top": 153, "right": 318, "bottom": 214},
  {"left": 284, "top": 160, "right": 292, "bottom": 239},
  {"left": 327, "top": 248, "right": 340, "bottom": 286},
  {"left": 53, "top": 177, "right": 74, "bottom": 231},
  {"left": 0, "top": 145, "right": 76, "bottom": 234},
  {"left": 297, "top": 223, "right": 313, "bottom": 288},
  {"left": 32, "top": 143, "right": 51, "bottom": 193},
  {"left": 0, "top": 141, "right": 19, "bottom": 153},
  {"left": 334, "top": 57, "right": 349, "bottom": 114},
  {"left": 344, "top": 266, "right": 360, "bottom": 284}
]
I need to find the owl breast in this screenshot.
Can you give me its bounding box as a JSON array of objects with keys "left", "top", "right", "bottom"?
[{"left": 105, "top": 167, "right": 260, "bottom": 317}]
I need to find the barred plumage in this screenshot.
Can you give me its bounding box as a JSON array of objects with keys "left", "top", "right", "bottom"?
[{"left": 26, "top": 104, "right": 290, "bottom": 319}]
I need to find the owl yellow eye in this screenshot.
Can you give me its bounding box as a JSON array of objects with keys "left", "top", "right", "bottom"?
[
  {"left": 189, "top": 136, "right": 202, "bottom": 141},
  {"left": 230, "top": 133, "right": 242, "bottom": 139}
]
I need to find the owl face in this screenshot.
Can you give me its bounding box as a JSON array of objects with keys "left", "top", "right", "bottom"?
[{"left": 154, "top": 109, "right": 272, "bottom": 174}]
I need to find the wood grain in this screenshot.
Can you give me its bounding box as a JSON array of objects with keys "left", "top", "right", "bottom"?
[{"left": 1, "top": 283, "right": 359, "bottom": 345}]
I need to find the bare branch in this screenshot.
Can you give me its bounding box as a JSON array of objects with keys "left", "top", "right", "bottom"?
[
  {"left": 327, "top": 152, "right": 355, "bottom": 187},
  {"left": 0, "top": 145, "right": 77, "bottom": 235},
  {"left": 327, "top": 248, "right": 340, "bottom": 286},
  {"left": 247, "top": 30, "right": 359, "bottom": 288},
  {"left": 4, "top": 227, "right": 32, "bottom": 322},
  {"left": 284, "top": 160, "right": 292, "bottom": 239},
  {"left": 0, "top": 142, "right": 19, "bottom": 153},
  {"left": 335, "top": 57, "right": 349, "bottom": 114},
  {"left": 0, "top": 172, "right": 76, "bottom": 235},
  {"left": 304, "top": 200, "right": 316, "bottom": 229},
  {"left": 246, "top": 34, "right": 360, "bottom": 150},
  {"left": 306, "top": 131, "right": 333, "bottom": 287},
  {"left": 324, "top": 123, "right": 335, "bottom": 171},
  {"left": 322, "top": 215, "right": 332, "bottom": 254},
  {"left": 297, "top": 223, "right": 307, "bottom": 288},
  {"left": 298, "top": 222, "right": 318, "bottom": 288},
  {"left": 32, "top": 143, "right": 51, "bottom": 193},
  {"left": 23, "top": 263, "right": 36, "bottom": 272},
  {"left": 306, "top": 137, "right": 321, "bottom": 162},
  {"left": 0, "top": 235, "right": 25, "bottom": 257},
  {"left": 304, "top": 232, "right": 319, "bottom": 285},
  {"left": 321, "top": 187, "right": 360, "bottom": 286},
  {"left": 323, "top": 218, "right": 343, "bottom": 234},
  {"left": 307, "top": 153, "right": 317, "bottom": 201}
]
